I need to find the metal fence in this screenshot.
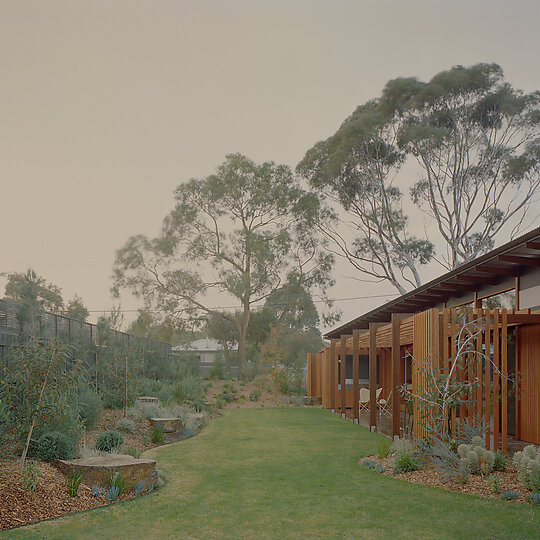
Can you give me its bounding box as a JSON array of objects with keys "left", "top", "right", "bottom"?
[{"left": 0, "top": 299, "right": 171, "bottom": 365}]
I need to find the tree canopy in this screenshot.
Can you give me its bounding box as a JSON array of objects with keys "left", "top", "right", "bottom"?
[
  {"left": 3, "top": 269, "right": 89, "bottom": 326},
  {"left": 113, "top": 153, "right": 333, "bottom": 375},
  {"left": 298, "top": 63, "right": 540, "bottom": 292}
]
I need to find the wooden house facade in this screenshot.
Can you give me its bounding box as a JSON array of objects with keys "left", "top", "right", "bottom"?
[{"left": 307, "top": 227, "right": 540, "bottom": 452}]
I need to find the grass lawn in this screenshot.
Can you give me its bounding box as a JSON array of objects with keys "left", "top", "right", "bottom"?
[{"left": 5, "top": 408, "right": 539, "bottom": 539}]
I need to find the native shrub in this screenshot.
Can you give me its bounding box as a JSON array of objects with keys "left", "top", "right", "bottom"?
[
  {"left": 190, "top": 398, "right": 205, "bottom": 413},
  {"left": 457, "top": 436, "right": 495, "bottom": 475},
  {"left": 77, "top": 388, "right": 102, "bottom": 430},
  {"left": 35, "top": 431, "right": 75, "bottom": 461},
  {"left": 420, "top": 437, "right": 470, "bottom": 484},
  {"left": 391, "top": 438, "right": 415, "bottom": 455},
  {"left": 95, "top": 430, "right": 124, "bottom": 453},
  {"left": 150, "top": 425, "right": 164, "bottom": 445},
  {"left": 493, "top": 450, "right": 508, "bottom": 472},
  {"left": 394, "top": 451, "right": 420, "bottom": 473},
  {"left": 115, "top": 418, "right": 135, "bottom": 433},
  {"left": 377, "top": 439, "right": 391, "bottom": 459},
  {"left": 133, "top": 478, "right": 145, "bottom": 496},
  {"left": 513, "top": 445, "right": 540, "bottom": 490},
  {"left": 501, "top": 490, "right": 519, "bottom": 500},
  {"left": 215, "top": 397, "right": 225, "bottom": 409},
  {"left": 108, "top": 470, "right": 127, "bottom": 497},
  {"left": 173, "top": 376, "right": 203, "bottom": 403}
]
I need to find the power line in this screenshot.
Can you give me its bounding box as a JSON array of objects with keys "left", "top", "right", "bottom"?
[{"left": 86, "top": 292, "right": 400, "bottom": 313}]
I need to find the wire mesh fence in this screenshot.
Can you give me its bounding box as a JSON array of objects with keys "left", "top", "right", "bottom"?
[{"left": 0, "top": 299, "right": 171, "bottom": 370}]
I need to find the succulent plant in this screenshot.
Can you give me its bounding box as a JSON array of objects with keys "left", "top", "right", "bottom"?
[
  {"left": 106, "top": 486, "right": 120, "bottom": 501},
  {"left": 133, "top": 478, "right": 145, "bottom": 496},
  {"left": 91, "top": 482, "right": 106, "bottom": 497}
]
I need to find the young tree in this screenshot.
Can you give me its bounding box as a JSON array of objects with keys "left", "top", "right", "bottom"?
[
  {"left": 297, "top": 101, "right": 434, "bottom": 294},
  {"left": 113, "top": 154, "right": 333, "bottom": 376},
  {"left": 0, "top": 338, "right": 82, "bottom": 472},
  {"left": 383, "top": 63, "right": 540, "bottom": 269}
]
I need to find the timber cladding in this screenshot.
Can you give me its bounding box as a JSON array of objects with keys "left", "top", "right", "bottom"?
[
  {"left": 517, "top": 324, "right": 540, "bottom": 444},
  {"left": 412, "top": 309, "right": 439, "bottom": 440}
]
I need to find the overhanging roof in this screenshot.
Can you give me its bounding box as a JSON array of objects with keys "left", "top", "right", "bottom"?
[{"left": 325, "top": 226, "right": 540, "bottom": 339}]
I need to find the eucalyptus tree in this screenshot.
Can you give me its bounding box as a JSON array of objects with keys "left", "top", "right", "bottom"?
[
  {"left": 299, "top": 63, "right": 540, "bottom": 294},
  {"left": 383, "top": 63, "right": 540, "bottom": 269},
  {"left": 113, "top": 154, "right": 333, "bottom": 375},
  {"left": 297, "top": 101, "right": 434, "bottom": 295}
]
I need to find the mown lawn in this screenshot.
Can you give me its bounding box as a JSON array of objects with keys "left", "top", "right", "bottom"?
[{"left": 5, "top": 408, "right": 539, "bottom": 539}]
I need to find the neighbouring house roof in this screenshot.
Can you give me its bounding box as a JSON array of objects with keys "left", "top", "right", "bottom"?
[
  {"left": 326, "top": 226, "right": 540, "bottom": 339},
  {"left": 172, "top": 338, "right": 238, "bottom": 353}
]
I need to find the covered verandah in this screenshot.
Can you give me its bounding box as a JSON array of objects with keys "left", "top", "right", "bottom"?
[{"left": 307, "top": 307, "right": 540, "bottom": 452}]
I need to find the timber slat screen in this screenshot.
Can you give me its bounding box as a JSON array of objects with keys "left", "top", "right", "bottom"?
[{"left": 307, "top": 306, "right": 540, "bottom": 450}]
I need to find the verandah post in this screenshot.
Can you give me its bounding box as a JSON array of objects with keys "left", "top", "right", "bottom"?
[
  {"left": 493, "top": 310, "right": 500, "bottom": 451},
  {"left": 340, "top": 334, "right": 348, "bottom": 418},
  {"left": 391, "top": 313, "right": 401, "bottom": 440},
  {"left": 484, "top": 310, "right": 492, "bottom": 449},
  {"left": 329, "top": 339, "right": 338, "bottom": 414},
  {"left": 352, "top": 329, "right": 360, "bottom": 425},
  {"left": 502, "top": 309, "right": 508, "bottom": 454},
  {"left": 369, "top": 323, "right": 378, "bottom": 431}
]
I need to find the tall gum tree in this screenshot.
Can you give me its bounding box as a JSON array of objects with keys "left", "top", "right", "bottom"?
[
  {"left": 112, "top": 154, "right": 334, "bottom": 375},
  {"left": 297, "top": 101, "right": 434, "bottom": 295},
  {"left": 383, "top": 63, "right": 540, "bottom": 268},
  {"left": 299, "top": 63, "right": 540, "bottom": 294}
]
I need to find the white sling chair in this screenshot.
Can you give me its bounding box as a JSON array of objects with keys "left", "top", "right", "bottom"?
[{"left": 359, "top": 387, "right": 382, "bottom": 411}]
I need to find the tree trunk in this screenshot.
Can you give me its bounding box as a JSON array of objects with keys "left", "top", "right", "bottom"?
[
  {"left": 237, "top": 304, "right": 250, "bottom": 377},
  {"left": 20, "top": 419, "right": 36, "bottom": 474},
  {"left": 223, "top": 343, "right": 231, "bottom": 377}
]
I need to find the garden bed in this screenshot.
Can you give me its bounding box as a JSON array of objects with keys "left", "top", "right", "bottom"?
[
  {"left": 359, "top": 455, "right": 531, "bottom": 504},
  {"left": 1, "top": 405, "right": 202, "bottom": 531},
  {"left": 0, "top": 460, "right": 136, "bottom": 531}
]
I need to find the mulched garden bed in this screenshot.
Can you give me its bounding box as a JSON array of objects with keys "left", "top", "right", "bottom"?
[
  {"left": 359, "top": 455, "right": 531, "bottom": 503},
  {"left": 83, "top": 409, "right": 158, "bottom": 456},
  {"left": 1, "top": 408, "right": 186, "bottom": 531},
  {"left": 0, "top": 460, "right": 136, "bottom": 531}
]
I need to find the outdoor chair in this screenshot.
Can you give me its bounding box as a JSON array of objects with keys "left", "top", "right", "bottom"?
[
  {"left": 359, "top": 388, "right": 370, "bottom": 411},
  {"left": 359, "top": 387, "right": 383, "bottom": 412},
  {"left": 378, "top": 390, "right": 392, "bottom": 416}
]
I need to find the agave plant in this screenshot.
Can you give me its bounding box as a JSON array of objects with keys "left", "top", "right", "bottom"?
[
  {"left": 133, "top": 478, "right": 145, "bottom": 496},
  {"left": 105, "top": 486, "right": 120, "bottom": 501}
]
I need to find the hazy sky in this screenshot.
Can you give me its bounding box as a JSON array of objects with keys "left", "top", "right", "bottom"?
[{"left": 2, "top": 0, "right": 540, "bottom": 329}]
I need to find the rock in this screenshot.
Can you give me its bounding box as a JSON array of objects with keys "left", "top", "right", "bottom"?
[
  {"left": 53, "top": 454, "right": 158, "bottom": 491},
  {"left": 149, "top": 417, "right": 184, "bottom": 436},
  {"left": 136, "top": 396, "right": 159, "bottom": 405}
]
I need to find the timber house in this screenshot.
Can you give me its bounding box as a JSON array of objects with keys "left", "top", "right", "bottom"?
[{"left": 307, "top": 226, "right": 540, "bottom": 452}]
